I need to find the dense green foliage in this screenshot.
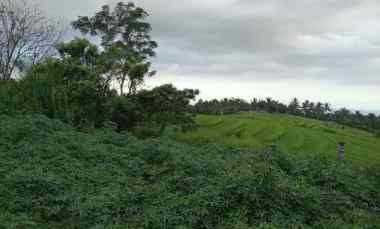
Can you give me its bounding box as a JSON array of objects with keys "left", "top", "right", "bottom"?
[
  {"left": 0, "top": 115, "right": 379, "bottom": 228},
  {"left": 0, "top": 37, "right": 196, "bottom": 134},
  {"left": 193, "top": 98, "right": 380, "bottom": 135},
  {"left": 0, "top": 38, "right": 115, "bottom": 128},
  {"left": 0, "top": 2, "right": 198, "bottom": 135},
  {"left": 177, "top": 113, "right": 380, "bottom": 167},
  {"left": 0, "top": 78, "right": 196, "bottom": 134},
  {"left": 110, "top": 85, "right": 199, "bottom": 135}
]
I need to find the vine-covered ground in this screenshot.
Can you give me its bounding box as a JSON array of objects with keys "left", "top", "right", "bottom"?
[{"left": 0, "top": 115, "right": 379, "bottom": 228}]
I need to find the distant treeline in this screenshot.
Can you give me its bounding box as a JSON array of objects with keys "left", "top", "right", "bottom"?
[{"left": 192, "top": 98, "right": 380, "bottom": 135}]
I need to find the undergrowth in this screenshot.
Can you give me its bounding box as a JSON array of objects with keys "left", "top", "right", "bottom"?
[{"left": 0, "top": 115, "right": 379, "bottom": 228}]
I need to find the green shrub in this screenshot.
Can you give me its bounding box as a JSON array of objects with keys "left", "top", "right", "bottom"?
[
  {"left": 0, "top": 80, "right": 29, "bottom": 115},
  {"left": 0, "top": 58, "right": 115, "bottom": 128},
  {"left": 111, "top": 96, "right": 142, "bottom": 132}
]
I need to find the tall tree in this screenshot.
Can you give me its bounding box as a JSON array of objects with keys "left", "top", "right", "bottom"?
[
  {"left": 0, "top": 0, "right": 62, "bottom": 80},
  {"left": 302, "top": 100, "right": 311, "bottom": 117},
  {"left": 323, "top": 103, "right": 331, "bottom": 113},
  {"left": 314, "top": 102, "right": 324, "bottom": 119},
  {"left": 288, "top": 98, "right": 301, "bottom": 115},
  {"left": 72, "top": 2, "right": 157, "bottom": 95}
]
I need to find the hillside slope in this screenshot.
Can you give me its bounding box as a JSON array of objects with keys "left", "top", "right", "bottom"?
[
  {"left": 177, "top": 112, "right": 380, "bottom": 167},
  {"left": 0, "top": 115, "right": 379, "bottom": 228}
]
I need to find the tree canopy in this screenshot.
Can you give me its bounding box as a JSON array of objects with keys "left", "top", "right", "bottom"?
[{"left": 72, "top": 2, "right": 157, "bottom": 95}]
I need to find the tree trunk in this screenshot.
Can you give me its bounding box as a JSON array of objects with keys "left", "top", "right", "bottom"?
[
  {"left": 120, "top": 74, "right": 126, "bottom": 96},
  {"left": 127, "top": 79, "right": 137, "bottom": 95},
  {"left": 120, "top": 84, "right": 124, "bottom": 96}
]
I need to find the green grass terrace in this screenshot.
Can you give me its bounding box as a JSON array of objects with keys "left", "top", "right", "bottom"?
[{"left": 176, "top": 112, "right": 380, "bottom": 167}]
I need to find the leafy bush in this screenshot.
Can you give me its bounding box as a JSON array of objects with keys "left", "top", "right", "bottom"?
[
  {"left": 111, "top": 85, "right": 199, "bottom": 136},
  {"left": 111, "top": 96, "right": 142, "bottom": 132},
  {"left": 0, "top": 115, "right": 379, "bottom": 228},
  {"left": 0, "top": 37, "right": 121, "bottom": 128},
  {"left": 0, "top": 80, "right": 31, "bottom": 115}
]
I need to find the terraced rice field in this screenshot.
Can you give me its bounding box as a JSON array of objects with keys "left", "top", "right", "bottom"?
[{"left": 176, "top": 112, "right": 380, "bottom": 166}]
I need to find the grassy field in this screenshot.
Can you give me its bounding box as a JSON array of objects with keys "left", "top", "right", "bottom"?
[{"left": 177, "top": 112, "right": 380, "bottom": 167}]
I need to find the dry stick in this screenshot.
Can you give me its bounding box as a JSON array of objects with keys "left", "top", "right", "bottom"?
[{"left": 338, "top": 142, "right": 345, "bottom": 162}]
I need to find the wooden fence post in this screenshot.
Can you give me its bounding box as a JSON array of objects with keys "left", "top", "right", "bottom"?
[
  {"left": 266, "top": 144, "right": 276, "bottom": 157},
  {"left": 338, "top": 142, "right": 345, "bottom": 162}
]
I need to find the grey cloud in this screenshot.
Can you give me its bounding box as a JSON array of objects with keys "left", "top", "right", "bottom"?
[
  {"left": 26, "top": 0, "right": 380, "bottom": 109},
  {"left": 121, "top": 0, "right": 380, "bottom": 85}
]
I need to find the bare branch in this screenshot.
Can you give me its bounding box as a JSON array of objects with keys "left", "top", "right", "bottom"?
[{"left": 0, "top": 0, "right": 63, "bottom": 80}]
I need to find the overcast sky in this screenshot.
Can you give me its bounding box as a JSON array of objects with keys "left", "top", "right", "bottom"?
[{"left": 31, "top": 0, "right": 380, "bottom": 112}]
